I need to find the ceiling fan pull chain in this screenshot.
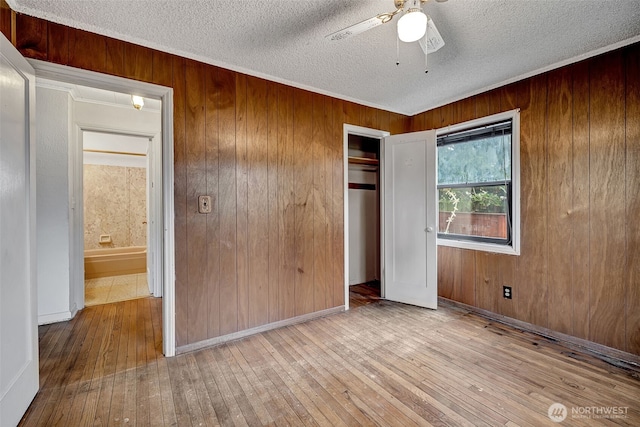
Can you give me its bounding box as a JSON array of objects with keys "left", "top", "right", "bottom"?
[
  {"left": 424, "top": 31, "right": 429, "bottom": 73},
  {"left": 396, "top": 31, "right": 400, "bottom": 66}
]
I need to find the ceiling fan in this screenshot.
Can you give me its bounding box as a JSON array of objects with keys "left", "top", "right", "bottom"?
[{"left": 326, "top": 0, "right": 445, "bottom": 57}]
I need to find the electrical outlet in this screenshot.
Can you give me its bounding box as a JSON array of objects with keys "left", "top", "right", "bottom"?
[
  {"left": 503, "top": 286, "right": 512, "bottom": 299},
  {"left": 198, "top": 195, "right": 212, "bottom": 214}
]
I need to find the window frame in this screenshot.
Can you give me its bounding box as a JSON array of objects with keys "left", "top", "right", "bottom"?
[{"left": 436, "top": 109, "right": 521, "bottom": 256}]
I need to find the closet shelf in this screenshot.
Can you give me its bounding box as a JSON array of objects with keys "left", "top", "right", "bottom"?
[{"left": 348, "top": 156, "right": 378, "bottom": 166}]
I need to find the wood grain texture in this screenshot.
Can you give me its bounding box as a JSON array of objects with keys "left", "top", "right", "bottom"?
[
  {"left": 267, "top": 82, "right": 280, "bottom": 323},
  {"left": 546, "top": 66, "right": 574, "bottom": 335},
  {"left": 185, "top": 60, "right": 208, "bottom": 344},
  {"left": 68, "top": 28, "right": 107, "bottom": 72},
  {"left": 514, "top": 74, "right": 548, "bottom": 327},
  {"left": 124, "top": 42, "right": 153, "bottom": 82},
  {"left": 571, "top": 61, "right": 591, "bottom": 341},
  {"left": 47, "top": 22, "right": 68, "bottom": 65},
  {"left": 104, "top": 38, "right": 125, "bottom": 76},
  {"left": 205, "top": 64, "right": 221, "bottom": 338},
  {"left": 294, "top": 90, "right": 315, "bottom": 316},
  {"left": 217, "top": 67, "right": 239, "bottom": 336},
  {"left": 0, "top": 0, "right": 10, "bottom": 40},
  {"left": 15, "top": 13, "right": 46, "bottom": 59},
  {"left": 625, "top": 45, "right": 640, "bottom": 354},
  {"left": 21, "top": 297, "right": 640, "bottom": 426},
  {"left": 278, "top": 84, "right": 296, "bottom": 320},
  {"left": 331, "top": 99, "right": 345, "bottom": 308},
  {"left": 172, "top": 56, "right": 188, "bottom": 347},
  {"left": 588, "top": 50, "right": 626, "bottom": 350},
  {"left": 247, "top": 76, "right": 269, "bottom": 328},
  {"left": 236, "top": 73, "right": 250, "bottom": 331},
  {"left": 313, "top": 94, "right": 330, "bottom": 312}
]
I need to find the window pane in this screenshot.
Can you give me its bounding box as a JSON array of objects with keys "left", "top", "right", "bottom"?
[
  {"left": 438, "top": 134, "right": 511, "bottom": 185},
  {"left": 438, "top": 185, "right": 509, "bottom": 240}
]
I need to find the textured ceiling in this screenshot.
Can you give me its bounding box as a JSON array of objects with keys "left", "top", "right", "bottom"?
[{"left": 10, "top": 0, "right": 640, "bottom": 115}]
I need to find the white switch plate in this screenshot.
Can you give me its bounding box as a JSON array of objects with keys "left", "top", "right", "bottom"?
[{"left": 198, "top": 195, "right": 212, "bottom": 214}]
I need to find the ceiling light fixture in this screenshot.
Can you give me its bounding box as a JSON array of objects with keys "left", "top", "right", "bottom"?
[
  {"left": 131, "top": 95, "right": 144, "bottom": 110},
  {"left": 397, "top": 6, "right": 427, "bottom": 42}
]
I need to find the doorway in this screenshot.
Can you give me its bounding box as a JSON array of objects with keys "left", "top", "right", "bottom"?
[
  {"left": 82, "top": 131, "right": 155, "bottom": 306},
  {"left": 347, "top": 133, "right": 382, "bottom": 307},
  {"left": 30, "top": 59, "right": 176, "bottom": 356},
  {"left": 343, "top": 125, "right": 390, "bottom": 309}
]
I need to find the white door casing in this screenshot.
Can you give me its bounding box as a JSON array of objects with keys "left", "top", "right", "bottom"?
[
  {"left": 0, "top": 34, "right": 39, "bottom": 426},
  {"left": 29, "top": 59, "right": 176, "bottom": 357},
  {"left": 383, "top": 130, "right": 438, "bottom": 309}
]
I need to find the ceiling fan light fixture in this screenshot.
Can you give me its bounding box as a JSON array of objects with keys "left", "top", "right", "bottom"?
[{"left": 397, "top": 8, "right": 427, "bottom": 42}]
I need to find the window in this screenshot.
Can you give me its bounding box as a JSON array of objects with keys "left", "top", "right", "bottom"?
[{"left": 436, "top": 110, "right": 520, "bottom": 255}]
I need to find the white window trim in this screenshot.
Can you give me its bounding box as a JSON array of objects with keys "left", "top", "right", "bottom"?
[{"left": 436, "top": 109, "right": 520, "bottom": 256}]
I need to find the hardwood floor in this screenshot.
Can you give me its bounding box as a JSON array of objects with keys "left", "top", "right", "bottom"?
[
  {"left": 20, "top": 297, "right": 640, "bottom": 426},
  {"left": 349, "top": 281, "right": 381, "bottom": 308}
]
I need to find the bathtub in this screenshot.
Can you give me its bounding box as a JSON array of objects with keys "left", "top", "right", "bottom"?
[{"left": 84, "top": 246, "right": 147, "bottom": 279}]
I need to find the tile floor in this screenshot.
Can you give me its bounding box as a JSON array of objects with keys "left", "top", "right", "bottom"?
[{"left": 85, "top": 273, "right": 151, "bottom": 306}]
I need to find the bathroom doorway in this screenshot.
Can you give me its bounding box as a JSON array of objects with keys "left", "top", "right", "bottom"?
[{"left": 82, "top": 131, "right": 154, "bottom": 306}]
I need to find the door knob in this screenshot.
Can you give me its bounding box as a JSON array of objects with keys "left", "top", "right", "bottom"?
[{"left": 426, "top": 226, "right": 434, "bottom": 232}]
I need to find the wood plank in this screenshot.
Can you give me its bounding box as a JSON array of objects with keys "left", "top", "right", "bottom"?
[
  {"left": 294, "top": 89, "right": 315, "bottom": 316},
  {"left": 331, "top": 98, "right": 345, "bottom": 307},
  {"left": 0, "top": 0, "right": 10, "bottom": 41},
  {"left": 151, "top": 50, "right": 173, "bottom": 87},
  {"left": 68, "top": 28, "right": 107, "bottom": 72},
  {"left": 625, "top": 44, "right": 640, "bottom": 354},
  {"left": 172, "top": 56, "right": 189, "bottom": 347},
  {"left": 588, "top": 50, "right": 626, "bottom": 350},
  {"left": 104, "top": 38, "right": 125, "bottom": 76},
  {"left": 546, "top": 66, "right": 574, "bottom": 335},
  {"left": 47, "top": 22, "right": 69, "bottom": 65},
  {"left": 278, "top": 84, "right": 296, "bottom": 319},
  {"left": 267, "top": 82, "right": 280, "bottom": 323},
  {"left": 453, "top": 96, "right": 475, "bottom": 124},
  {"left": 514, "top": 74, "right": 549, "bottom": 327},
  {"left": 205, "top": 64, "right": 221, "bottom": 339},
  {"left": 185, "top": 59, "right": 208, "bottom": 344},
  {"left": 217, "top": 67, "right": 239, "bottom": 336},
  {"left": 458, "top": 249, "right": 476, "bottom": 307},
  {"left": 15, "top": 13, "right": 47, "bottom": 59},
  {"left": 236, "top": 73, "right": 250, "bottom": 332},
  {"left": 571, "top": 61, "right": 591, "bottom": 339},
  {"left": 313, "top": 93, "right": 330, "bottom": 312},
  {"left": 124, "top": 42, "right": 153, "bottom": 82},
  {"left": 246, "top": 75, "right": 270, "bottom": 328},
  {"left": 437, "top": 246, "right": 458, "bottom": 300}
]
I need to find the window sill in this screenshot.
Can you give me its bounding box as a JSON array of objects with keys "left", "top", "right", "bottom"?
[{"left": 437, "top": 237, "right": 520, "bottom": 256}]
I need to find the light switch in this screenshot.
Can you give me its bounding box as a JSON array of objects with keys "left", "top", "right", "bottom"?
[{"left": 198, "top": 195, "right": 212, "bottom": 214}]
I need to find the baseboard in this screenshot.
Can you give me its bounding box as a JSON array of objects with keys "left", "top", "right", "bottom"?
[
  {"left": 177, "top": 306, "right": 345, "bottom": 355},
  {"left": 38, "top": 310, "right": 73, "bottom": 325},
  {"left": 439, "top": 297, "right": 640, "bottom": 370}
]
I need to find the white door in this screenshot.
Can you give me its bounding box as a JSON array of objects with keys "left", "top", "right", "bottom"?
[
  {"left": 383, "top": 130, "right": 438, "bottom": 309},
  {"left": 0, "top": 34, "right": 39, "bottom": 426}
]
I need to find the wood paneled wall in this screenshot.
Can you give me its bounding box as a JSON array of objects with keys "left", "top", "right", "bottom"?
[
  {"left": 412, "top": 43, "right": 640, "bottom": 356},
  {"left": 5, "top": 11, "right": 410, "bottom": 347}
]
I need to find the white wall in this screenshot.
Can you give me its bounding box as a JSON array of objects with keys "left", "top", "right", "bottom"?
[
  {"left": 348, "top": 167, "right": 379, "bottom": 285},
  {"left": 36, "top": 87, "right": 74, "bottom": 324},
  {"left": 35, "top": 84, "right": 161, "bottom": 324}
]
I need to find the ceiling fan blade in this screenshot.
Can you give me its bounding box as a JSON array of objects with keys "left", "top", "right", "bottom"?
[
  {"left": 325, "top": 15, "right": 385, "bottom": 41},
  {"left": 418, "top": 17, "right": 445, "bottom": 54}
]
